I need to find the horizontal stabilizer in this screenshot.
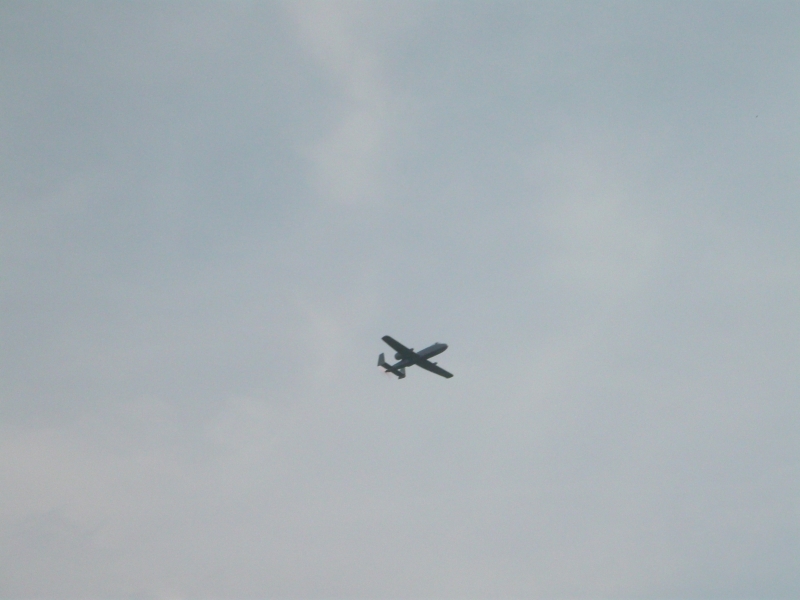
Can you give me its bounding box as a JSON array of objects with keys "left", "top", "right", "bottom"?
[{"left": 378, "top": 352, "right": 406, "bottom": 378}]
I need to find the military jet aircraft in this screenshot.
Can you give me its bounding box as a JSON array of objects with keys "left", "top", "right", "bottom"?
[{"left": 378, "top": 335, "right": 453, "bottom": 379}]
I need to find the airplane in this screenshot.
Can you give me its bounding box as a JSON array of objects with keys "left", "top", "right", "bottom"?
[{"left": 378, "top": 335, "right": 453, "bottom": 379}]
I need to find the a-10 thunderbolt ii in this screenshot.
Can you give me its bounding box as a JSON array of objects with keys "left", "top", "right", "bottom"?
[{"left": 378, "top": 335, "right": 453, "bottom": 379}]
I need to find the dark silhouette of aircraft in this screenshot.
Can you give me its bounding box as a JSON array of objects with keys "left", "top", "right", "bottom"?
[{"left": 378, "top": 335, "right": 453, "bottom": 379}]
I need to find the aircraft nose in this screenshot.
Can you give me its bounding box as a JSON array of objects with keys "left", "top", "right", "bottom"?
[{"left": 441, "top": 343, "right": 448, "bottom": 350}]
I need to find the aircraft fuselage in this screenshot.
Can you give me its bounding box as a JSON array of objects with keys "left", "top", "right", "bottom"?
[{"left": 394, "top": 342, "right": 447, "bottom": 364}]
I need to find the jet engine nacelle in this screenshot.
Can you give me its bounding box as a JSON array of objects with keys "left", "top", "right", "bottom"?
[{"left": 395, "top": 352, "right": 402, "bottom": 360}]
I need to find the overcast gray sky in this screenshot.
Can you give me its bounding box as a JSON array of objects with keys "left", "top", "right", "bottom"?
[{"left": 1, "top": 1, "right": 799, "bottom": 598}]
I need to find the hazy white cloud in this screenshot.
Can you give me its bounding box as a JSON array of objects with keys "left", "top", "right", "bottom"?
[
  {"left": 528, "top": 137, "right": 663, "bottom": 300},
  {"left": 288, "top": 2, "right": 418, "bottom": 206}
]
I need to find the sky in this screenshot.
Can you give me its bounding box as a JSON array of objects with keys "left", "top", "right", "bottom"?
[{"left": 1, "top": 1, "right": 799, "bottom": 598}]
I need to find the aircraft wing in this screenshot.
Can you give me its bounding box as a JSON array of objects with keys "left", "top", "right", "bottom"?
[
  {"left": 381, "top": 335, "right": 416, "bottom": 360},
  {"left": 415, "top": 357, "right": 454, "bottom": 379}
]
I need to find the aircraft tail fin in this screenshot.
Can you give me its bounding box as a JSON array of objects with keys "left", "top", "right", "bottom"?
[{"left": 378, "top": 353, "right": 406, "bottom": 379}]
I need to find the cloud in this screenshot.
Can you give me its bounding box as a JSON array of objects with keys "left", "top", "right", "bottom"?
[
  {"left": 288, "top": 1, "right": 416, "bottom": 207},
  {"left": 2, "top": 2, "right": 800, "bottom": 598},
  {"left": 528, "top": 134, "right": 663, "bottom": 301}
]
